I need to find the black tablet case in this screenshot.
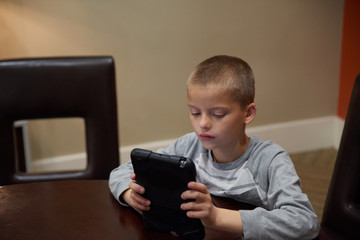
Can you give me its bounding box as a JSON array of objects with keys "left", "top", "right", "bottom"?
[{"left": 131, "top": 148, "right": 205, "bottom": 240}]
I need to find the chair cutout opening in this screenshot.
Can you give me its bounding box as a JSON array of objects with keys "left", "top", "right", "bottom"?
[{"left": 14, "top": 118, "right": 87, "bottom": 173}]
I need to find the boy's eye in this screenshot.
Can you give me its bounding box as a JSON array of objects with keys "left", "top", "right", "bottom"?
[
  {"left": 213, "top": 112, "right": 226, "bottom": 118},
  {"left": 191, "top": 112, "right": 200, "bottom": 116},
  {"left": 213, "top": 114, "right": 225, "bottom": 118}
]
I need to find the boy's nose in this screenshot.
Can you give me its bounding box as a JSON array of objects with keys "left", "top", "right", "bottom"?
[{"left": 200, "top": 115, "right": 211, "bottom": 130}]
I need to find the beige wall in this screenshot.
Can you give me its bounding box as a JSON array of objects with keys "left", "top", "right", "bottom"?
[{"left": 0, "top": 0, "right": 343, "bottom": 160}]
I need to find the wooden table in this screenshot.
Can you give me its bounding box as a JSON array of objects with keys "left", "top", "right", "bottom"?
[{"left": 0, "top": 180, "right": 254, "bottom": 240}]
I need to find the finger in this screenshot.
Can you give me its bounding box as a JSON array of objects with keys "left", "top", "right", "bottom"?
[
  {"left": 187, "top": 181, "right": 209, "bottom": 194},
  {"left": 129, "top": 181, "right": 145, "bottom": 195},
  {"left": 181, "top": 203, "right": 209, "bottom": 219},
  {"left": 132, "top": 200, "right": 150, "bottom": 212},
  {"left": 181, "top": 197, "right": 212, "bottom": 210},
  {"left": 129, "top": 186, "right": 150, "bottom": 205},
  {"left": 181, "top": 182, "right": 208, "bottom": 201},
  {"left": 132, "top": 199, "right": 150, "bottom": 211},
  {"left": 182, "top": 188, "right": 211, "bottom": 202},
  {"left": 128, "top": 181, "right": 151, "bottom": 210},
  {"left": 181, "top": 201, "right": 197, "bottom": 211},
  {"left": 130, "top": 190, "right": 151, "bottom": 210},
  {"left": 181, "top": 189, "right": 201, "bottom": 200},
  {"left": 186, "top": 209, "right": 208, "bottom": 219}
]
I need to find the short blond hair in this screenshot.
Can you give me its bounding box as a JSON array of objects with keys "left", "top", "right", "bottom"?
[{"left": 187, "top": 55, "right": 255, "bottom": 109}]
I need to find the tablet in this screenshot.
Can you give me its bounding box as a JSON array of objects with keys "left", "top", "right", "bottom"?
[{"left": 131, "top": 148, "right": 205, "bottom": 240}]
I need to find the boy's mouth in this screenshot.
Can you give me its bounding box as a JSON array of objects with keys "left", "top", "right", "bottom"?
[{"left": 199, "top": 133, "right": 215, "bottom": 141}]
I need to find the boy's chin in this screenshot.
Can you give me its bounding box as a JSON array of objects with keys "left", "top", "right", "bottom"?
[{"left": 199, "top": 141, "right": 216, "bottom": 150}]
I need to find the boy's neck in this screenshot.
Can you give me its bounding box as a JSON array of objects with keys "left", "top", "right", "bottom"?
[{"left": 212, "top": 135, "right": 250, "bottom": 164}]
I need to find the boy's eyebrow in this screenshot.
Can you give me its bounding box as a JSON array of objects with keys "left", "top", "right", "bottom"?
[
  {"left": 188, "top": 104, "right": 197, "bottom": 108},
  {"left": 209, "top": 107, "right": 229, "bottom": 112},
  {"left": 188, "top": 104, "right": 229, "bottom": 111}
]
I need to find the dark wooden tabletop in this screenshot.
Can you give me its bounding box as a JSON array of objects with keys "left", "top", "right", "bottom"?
[{"left": 0, "top": 180, "right": 254, "bottom": 240}]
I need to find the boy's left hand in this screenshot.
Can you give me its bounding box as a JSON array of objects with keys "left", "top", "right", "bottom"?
[{"left": 180, "top": 181, "right": 219, "bottom": 228}]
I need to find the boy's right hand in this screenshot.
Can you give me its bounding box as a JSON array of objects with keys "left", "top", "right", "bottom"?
[{"left": 122, "top": 173, "right": 151, "bottom": 214}]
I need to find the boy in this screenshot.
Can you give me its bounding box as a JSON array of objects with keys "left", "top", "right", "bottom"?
[{"left": 109, "top": 55, "right": 320, "bottom": 239}]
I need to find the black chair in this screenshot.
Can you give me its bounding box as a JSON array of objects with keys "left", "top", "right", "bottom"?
[
  {"left": 319, "top": 74, "right": 360, "bottom": 239},
  {"left": 0, "top": 56, "right": 120, "bottom": 185}
]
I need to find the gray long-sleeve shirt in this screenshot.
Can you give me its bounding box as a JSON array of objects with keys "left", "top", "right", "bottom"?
[{"left": 109, "top": 132, "right": 320, "bottom": 239}]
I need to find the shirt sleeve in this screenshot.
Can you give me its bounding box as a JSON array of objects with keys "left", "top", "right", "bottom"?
[
  {"left": 108, "top": 160, "right": 133, "bottom": 206},
  {"left": 240, "top": 151, "right": 320, "bottom": 240}
]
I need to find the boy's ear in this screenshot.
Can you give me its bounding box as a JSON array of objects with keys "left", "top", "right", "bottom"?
[{"left": 245, "top": 103, "right": 256, "bottom": 124}]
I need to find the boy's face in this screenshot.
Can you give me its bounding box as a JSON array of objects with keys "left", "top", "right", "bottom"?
[{"left": 187, "top": 84, "right": 253, "bottom": 154}]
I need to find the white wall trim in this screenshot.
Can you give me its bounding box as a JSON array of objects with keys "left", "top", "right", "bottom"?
[
  {"left": 31, "top": 153, "right": 87, "bottom": 172},
  {"left": 31, "top": 115, "right": 345, "bottom": 172},
  {"left": 333, "top": 116, "right": 345, "bottom": 150},
  {"left": 246, "top": 116, "right": 344, "bottom": 154}
]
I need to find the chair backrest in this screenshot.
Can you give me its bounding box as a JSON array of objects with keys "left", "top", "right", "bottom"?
[
  {"left": 320, "top": 74, "right": 360, "bottom": 239},
  {"left": 0, "top": 56, "right": 120, "bottom": 185}
]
